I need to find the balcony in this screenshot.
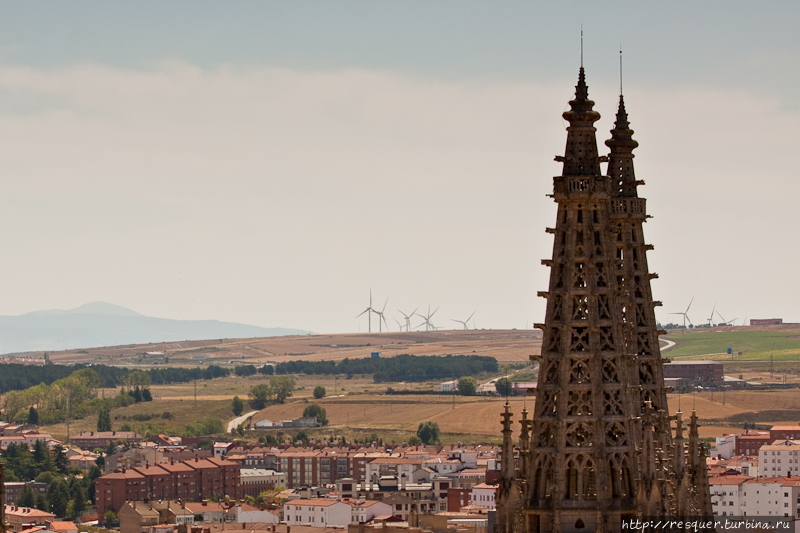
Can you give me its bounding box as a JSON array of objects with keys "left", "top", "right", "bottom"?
[{"left": 609, "top": 198, "right": 647, "bottom": 219}]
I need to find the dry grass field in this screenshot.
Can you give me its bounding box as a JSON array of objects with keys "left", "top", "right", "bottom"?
[
  {"left": 37, "top": 329, "right": 541, "bottom": 367},
  {"left": 28, "top": 326, "right": 800, "bottom": 445}
]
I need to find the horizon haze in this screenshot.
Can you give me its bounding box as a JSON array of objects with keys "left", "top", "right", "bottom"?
[{"left": 0, "top": 2, "right": 797, "bottom": 333}]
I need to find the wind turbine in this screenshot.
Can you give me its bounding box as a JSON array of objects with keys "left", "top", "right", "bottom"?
[
  {"left": 373, "top": 298, "right": 389, "bottom": 332},
  {"left": 355, "top": 289, "right": 377, "bottom": 333},
  {"left": 415, "top": 306, "right": 439, "bottom": 332},
  {"left": 394, "top": 318, "right": 407, "bottom": 332},
  {"left": 669, "top": 297, "right": 694, "bottom": 328},
  {"left": 716, "top": 310, "right": 738, "bottom": 326},
  {"left": 707, "top": 303, "right": 716, "bottom": 327},
  {"left": 398, "top": 308, "right": 418, "bottom": 332},
  {"left": 450, "top": 311, "right": 476, "bottom": 330}
]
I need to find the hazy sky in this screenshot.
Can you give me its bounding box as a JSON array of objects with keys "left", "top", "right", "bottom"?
[{"left": 0, "top": 2, "right": 798, "bottom": 333}]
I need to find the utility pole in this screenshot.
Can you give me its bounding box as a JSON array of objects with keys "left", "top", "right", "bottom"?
[{"left": 66, "top": 392, "right": 70, "bottom": 443}]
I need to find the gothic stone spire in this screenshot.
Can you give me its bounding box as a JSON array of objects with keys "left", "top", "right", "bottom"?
[{"left": 528, "top": 67, "right": 638, "bottom": 533}]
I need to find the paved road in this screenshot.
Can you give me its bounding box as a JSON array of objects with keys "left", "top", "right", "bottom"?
[
  {"left": 227, "top": 410, "right": 258, "bottom": 433},
  {"left": 661, "top": 338, "right": 677, "bottom": 351}
]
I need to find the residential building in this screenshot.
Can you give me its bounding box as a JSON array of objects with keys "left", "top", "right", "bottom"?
[
  {"left": 240, "top": 468, "right": 287, "bottom": 497},
  {"left": 71, "top": 431, "right": 142, "bottom": 450},
  {"left": 771, "top": 426, "right": 800, "bottom": 442},
  {"left": 183, "top": 501, "right": 228, "bottom": 524},
  {"left": 4, "top": 506, "right": 56, "bottom": 533},
  {"left": 365, "top": 458, "right": 422, "bottom": 482},
  {"left": 283, "top": 499, "right": 352, "bottom": 528},
  {"left": 751, "top": 319, "right": 783, "bottom": 326},
  {"left": 213, "top": 443, "right": 234, "bottom": 458},
  {"left": 709, "top": 475, "right": 750, "bottom": 518},
  {"left": 119, "top": 501, "right": 163, "bottom": 533},
  {"left": 348, "top": 500, "right": 392, "bottom": 525},
  {"left": 759, "top": 441, "right": 800, "bottom": 478},
  {"left": 469, "top": 483, "right": 496, "bottom": 510},
  {"left": 737, "top": 431, "right": 772, "bottom": 456},
  {"left": 662, "top": 361, "right": 724, "bottom": 383},
  {"left": 95, "top": 456, "right": 242, "bottom": 515},
  {"left": 4, "top": 482, "right": 48, "bottom": 505},
  {"left": 233, "top": 504, "right": 279, "bottom": 524},
  {"left": 440, "top": 380, "right": 458, "bottom": 393},
  {"left": 45, "top": 521, "right": 78, "bottom": 533},
  {"left": 742, "top": 477, "right": 800, "bottom": 520},
  {"left": 65, "top": 448, "right": 99, "bottom": 471},
  {"left": 446, "top": 488, "right": 472, "bottom": 512},
  {"left": 714, "top": 434, "right": 738, "bottom": 460}
]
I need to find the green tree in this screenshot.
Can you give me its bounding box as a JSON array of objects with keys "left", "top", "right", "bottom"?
[
  {"left": 270, "top": 376, "right": 295, "bottom": 403},
  {"left": 53, "top": 444, "right": 68, "bottom": 474},
  {"left": 313, "top": 386, "right": 326, "bottom": 399},
  {"left": 70, "top": 480, "right": 86, "bottom": 516},
  {"left": 141, "top": 388, "right": 153, "bottom": 402},
  {"left": 197, "top": 417, "right": 225, "bottom": 436},
  {"left": 16, "top": 485, "right": 34, "bottom": 507},
  {"left": 48, "top": 479, "right": 69, "bottom": 517},
  {"left": 248, "top": 384, "right": 273, "bottom": 409},
  {"left": 97, "top": 408, "right": 112, "bottom": 432},
  {"left": 495, "top": 377, "right": 513, "bottom": 397},
  {"left": 28, "top": 406, "right": 38, "bottom": 425},
  {"left": 34, "top": 493, "right": 48, "bottom": 512},
  {"left": 232, "top": 396, "right": 244, "bottom": 416},
  {"left": 457, "top": 376, "right": 478, "bottom": 396},
  {"left": 126, "top": 370, "right": 152, "bottom": 387},
  {"left": 302, "top": 404, "right": 328, "bottom": 426},
  {"left": 416, "top": 421, "right": 440, "bottom": 445},
  {"left": 408, "top": 435, "right": 422, "bottom": 446},
  {"left": 103, "top": 509, "right": 117, "bottom": 525},
  {"left": 295, "top": 430, "right": 310, "bottom": 444}
]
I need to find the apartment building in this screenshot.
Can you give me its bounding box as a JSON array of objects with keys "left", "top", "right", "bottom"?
[
  {"left": 283, "top": 499, "right": 352, "bottom": 528},
  {"left": 71, "top": 431, "right": 142, "bottom": 450},
  {"left": 710, "top": 475, "right": 749, "bottom": 518},
  {"left": 742, "top": 477, "right": 800, "bottom": 520},
  {"left": 95, "top": 457, "right": 242, "bottom": 515},
  {"left": 759, "top": 441, "right": 800, "bottom": 478}
]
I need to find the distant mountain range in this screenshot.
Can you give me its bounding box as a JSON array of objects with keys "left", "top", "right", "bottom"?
[{"left": 0, "top": 302, "right": 310, "bottom": 354}]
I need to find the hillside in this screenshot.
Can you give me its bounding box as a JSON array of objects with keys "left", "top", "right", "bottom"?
[
  {"left": 0, "top": 301, "right": 310, "bottom": 354},
  {"left": 33, "top": 328, "right": 542, "bottom": 366}
]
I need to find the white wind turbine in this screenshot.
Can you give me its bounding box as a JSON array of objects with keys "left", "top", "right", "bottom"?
[
  {"left": 355, "top": 289, "right": 378, "bottom": 333},
  {"left": 669, "top": 297, "right": 694, "bottom": 328},
  {"left": 398, "top": 308, "right": 418, "bottom": 332},
  {"left": 373, "top": 298, "right": 390, "bottom": 332},
  {"left": 415, "top": 306, "right": 439, "bottom": 332},
  {"left": 450, "top": 311, "right": 476, "bottom": 330}
]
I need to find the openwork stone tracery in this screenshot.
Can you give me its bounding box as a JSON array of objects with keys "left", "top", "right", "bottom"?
[{"left": 494, "top": 68, "right": 713, "bottom": 533}]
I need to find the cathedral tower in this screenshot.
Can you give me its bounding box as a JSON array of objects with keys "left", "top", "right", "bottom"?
[
  {"left": 525, "top": 67, "right": 641, "bottom": 533},
  {"left": 491, "top": 67, "right": 713, "bottom": 533}
]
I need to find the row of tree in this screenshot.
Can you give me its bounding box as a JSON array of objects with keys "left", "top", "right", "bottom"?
[
  {"left": 272, "top": 354, "right": 498, "bottom": 382},
  {"left": 0, "top": 362, "right": 241, "bottom": 397}
]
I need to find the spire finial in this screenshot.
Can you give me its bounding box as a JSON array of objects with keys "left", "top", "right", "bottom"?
[
  {"left": 619, "top": 46, "right": 623, "bottom": 96},
  {"left": 580, "top": 26, "right": 584, "bottom": 68}
]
